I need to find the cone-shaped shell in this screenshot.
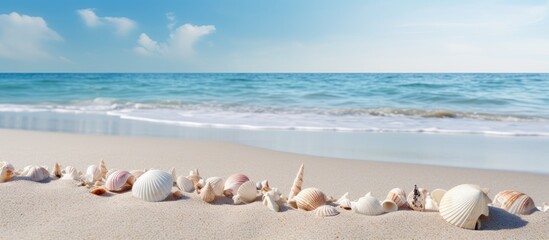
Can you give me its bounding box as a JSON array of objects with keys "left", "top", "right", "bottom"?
[
  {"left": 132, "top": 170, "right": 173, "bottom": 202},
  {"left": 223, "top": 173, "right": 249, "bottom": 197},
  {"left": 199, "top": 181, "right": 216, "bottom": 203},
  {"left": 0, "top": 161, "right": 15, "bottom": 183},
  {"left": 21, "top": 165, "right": 50, "bottom": 182},
  {"left": 288, "top": 188, "right": 326, "bottom": 211},
  {"left": 61, "top": 166, "right": 81, "bottom": 180},
  {"left": 439, "top": 184, "right": 490, "bottom": 230},
  {"left": 105, "top": 170, "right": 134, "bottom": 192},
  {"left": 492, "top": 190, "right": 536, "bottom": 215},
  {"left": 352, "top": 192, "right": 389, "bottom": 216},
  {"left": 263, "top": 194, "right": 280, "bottom": 212},
  {"left": 206, "top": 177, "right": 224, "bottom": 196},
  {"left": 86, "top": 165, "right": 101, "bottom": 183},
  {"left": 233, "top": 181, "right": 258, "bottom": 204},
  {"left": 288, "top": 164, "right": 304, "bottom": 202},
  {"left": 386, "top": 188, "right": 408, "bottom": 209},
  {"left": 99, "top": 159, "right": 107, "bottom": 179},
  {"left": 407, "top": 185, "right": 428, "bottom": 211},
  {"left": 177, "top": 175, "right": 195, "bottom": 192},
  {"left": 314, "top": 205, "right": 340, "bottom": 217},
  {"left": 52, "top": 162, "right": 62, "bottom": 178}
]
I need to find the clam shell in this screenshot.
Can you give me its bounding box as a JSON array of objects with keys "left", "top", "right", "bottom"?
[
  {"left": 439, "top": 184, "right": 490, "bottom": 230},
  {"left": 407, "top": 185, "right": 428, "bottom": 211},
  {"left": 263, "top": 194, "right": 280, "bottom": 212},
  {"left": 352, "top": 192, "right": 386, "bottom": 216},
  {"left": 386, "top": 188, "right": 408, "bottom": 209},
  {"left": 199, "top": 181, "right": 216, "bottom": 203},
  {"left": 223, "top": 173, "right": 249, "bottom": 197},
  {"left": 0, "top": 161, "right": 15, "bottom": 183},
  {"left": 177, "top": 175, "right": 195, "bottom": 192},
  {"left": 132, "top": 170, "right": 173, "bottom": 202},
  {"left": 21, "top": 165, "right": 50, "bottom": 182},
  {"left": 61, "top": 166, "right": 82, "bottom": 180},
  {"left": 105, "top": 170, "right": 134, "bottom": 192},
  {"left": 314, "top": 205, "right": 340, "bottom": 217},
  {"left": 99, "top": 159, "right": 107, "bottom": 179},
  {"left": 288, "top": 188, "right": 326, "bottom": 211},
  {"left": 492, "top": 190, "right": 536, "bottom": 215},
  {"left": 105, "top": 168, "right": 118, "bottom": 179},
  {"left": 52, "top": 162, "right": 62, "bottom": 178},
  {"left": 233, "top": 180, "right": 258, "bottom": 204},
  {"left": 206, "top": 177, "right": 224, "bottom": 196},
  {"left": 86, "top": 165, "right": 101, "bottom": 183},
  {"left": 288, "top": 164, "right": 304, "bottom": 202}
]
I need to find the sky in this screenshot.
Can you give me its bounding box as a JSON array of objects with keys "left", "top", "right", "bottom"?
[{"left": 1, "top": 0, "right": 549, "bottom": 72}]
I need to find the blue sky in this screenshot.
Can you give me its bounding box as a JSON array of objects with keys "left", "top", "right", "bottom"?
[{"left": 1, "top": 0, "right": 549, "bottom": 72}]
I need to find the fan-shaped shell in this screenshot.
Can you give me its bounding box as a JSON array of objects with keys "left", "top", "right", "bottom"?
[
  {"left": 86, "top": 165, "right": 101, "bottom": 183},
  {"left": 386, "top": 188, "right": 408, "bottom": 209},
  {"left": 199, "top": 181, "right": 216, "bottom": 203},
  {"left": 132, "top": 170, "right": 173, "bottom": 202},
  {"left": 61, "top": 166, "right": 81, "bottom": 180},
  {"left": 105, "top": 170, "right": 134, "bottom": 192},
  {"left": 288, "top": 164, "right": 304, "bottom": 201},
  {"left": 0, "top": 161, "right": 15, "bottom": 183},
  {"left": 99, "top": 159, "right": 107, "bottom": 179},
  {"left": 177, "top": 175, "right": 195, "bottom": 192},
  {"left": 224, "top": 173, "right": 249, "bottom": 197},
  {"left": 233, "top": 180, "right": 258, "bottom": 204},
  {"left": 52, "top": 162, "right": 62, "bottom": 178},
  {"left": 352, "top": 192, "right": 388, "bottom": 216},
  {"left": 263, "top": 194, "right": 280, "bottom": 212},
  {"left": 407, "top": 185, "right": 428, "bottom": 211},
  {"left": 288, "top": 188, "right": 326, "bottom": 211},
  {"left": 21, "top": 165, "right": 50, "bottom": 182},
  {"left": 314, "top": 205, "right": 340, "bottom": 217},
  {"left": 492, "top": 190, "right": 536, "bottom": 215},
  {"left": 439, "top": 184, "right": 490, "bottom": 230},
  {"left": 206, "top": 177, "right": 224, "bottom": 196}
]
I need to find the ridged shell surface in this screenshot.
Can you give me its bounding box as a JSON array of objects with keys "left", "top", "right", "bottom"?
[
  {"left": 224, "top": 173, "right": 249, "bottom": 196},
  {"left": 439, "top": 184, "right": 490, "bottom": 230},
  {"left": 206, "top": 177, "right": 224, "bottom": 196},
  {"left": 352, "top": 192, "right": 385, "bottom": 216},
  {"left": 200, "top": 181, "right": 216, "bottom": 203},
  {"left": 0, "top": 161, "right": 15, "bottom": 183},
  {"left": 177, "top": 175, "right": 194, "bottom": 192},
  {"left": 21, "top": 165, "right": 50, "bottom": 182},
  {"left": 288, "top": 164, "right": 304, "bottom": 201},
  {"left": 233, "top": 180, "right": 258, "bottom": 204},
  {"left": 61, "top": 166, "right": 81, "bottom": 180},
  {"left": 386, "top": 188, "right": 408, "bottom": 209},
  {"left": 105, "top": 170, "right": 133, "bottom": 192},
  {"left": 492, "top": 190, "right": 536, "bottom": 215},
  {"left": 314, "top": 205, "right": 340, "bottom": 217},
  {"left": 289, "top": 188, "right": 326, "bottom": 211},
  {"left": 132, "top": 170, "right": 173, "bottom": 202},
  {"left": 86, "top": 165, "right": 101, "bottom": 182}
]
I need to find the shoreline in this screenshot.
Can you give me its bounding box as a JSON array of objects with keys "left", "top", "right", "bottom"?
[{"left": 1, "top": 129, "right": 548, "bottom": 239}]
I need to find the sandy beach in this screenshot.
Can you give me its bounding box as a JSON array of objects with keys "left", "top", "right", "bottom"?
[{"left": 0, "top": 128, "right": 548, "bottom": 239}]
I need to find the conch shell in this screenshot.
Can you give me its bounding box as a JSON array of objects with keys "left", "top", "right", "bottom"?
[
  {"left": 386, "top": 188, "right": 408, "bottom": 209},
  {"left": 198, "top": 181, "right": 216, "bottom": 203},
  {"left": 492, "top": 190, "right": 536, "bottom": 215},
  {"left": 223, "top": 173, "right": 249, "bottom": 197},
  {"left": 288, "top": 187, "right": 326, "bottom": 211},
  {"left": 407, "top": 185, "right": 428, "bottom": 211},
  {"left": 352, "top": 192, "right": 397, "bottom": 216},
  {"left": 438, "top": 184, "right": 490, "bottom": 230},
  {"left": 0, "top": 161, "right": 15, "bottom": 183},
  {"left": 288, "top": 164, "right": 304, "bottom": 202},
  {"left": 233, "top": 180, "right": 259, "bottom": 204},
  {"left": 314, "top": 205, "right": 340, "bottom": 217}
]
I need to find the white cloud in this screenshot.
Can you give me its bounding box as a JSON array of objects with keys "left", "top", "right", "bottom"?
[
  {"left": 0, "top": 12, "right": 62, "bottom": 60},
  {"left": 77, "top": 9, "right": 136, "bottom": 35},
  {"left": 134, "top": 23, "right": 215, "bottom": 58}
]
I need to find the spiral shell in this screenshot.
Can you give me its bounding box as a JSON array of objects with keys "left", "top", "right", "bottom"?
[
  {"left": 21, "top": 165, "right": 50, "bottom": 182},
  {"left": 86, "top": 165, "right": 101, "bottom": 183},
  {"left": 439, "top": 184, "right": 491, "bottom": 230},
  {"left": 99, "top": 159, "right": 107, "bottom": 179},
  {"left": 199, "top": 181, "right": 216, "bottom": 203},
  {"left": 61, "top": 166, "right": 81, "bottom": 180},
  {"left": 105, "top": 170, "right": 134, "bottom": 192},
  {"left": 407, "top": 185, "right": 428, "bottom": 211},
  {"left": 288, "top": 164, "right": 304, "bottom": 202},
  {"left": 132, "top": 170, "right": 173, "bottom": 202},
  {"left": 177, "top": 175, "right": 195, "bottom": 193},
  {"left": 0, "top": 161, "right": 15, "bottom": 183},
  {"left": 288, "top": 188, "right": 326, "bottom": 211},
  {"left": 314, "top": 205, "right": 340, "bottom": 217},
  {"left": 223, "top": 173, "right": 249, "bottom": 197},
  {"left": 492, "top": 190, "right": 536, "bottom": 215},
  {"left": 233, "top": 181, "right": 258, "bottom": 204},
  {"left": 206, "top": 177, "right": 224, "bottom": 196},
  {"left": 352, "top": 192, "right": 393, "bottom": 216},
  {"left": 52, "top": 162, "right": 62, "bottom": 178},
  {"left": 386, "top": 188, "right": 408, "bottom": 209}
]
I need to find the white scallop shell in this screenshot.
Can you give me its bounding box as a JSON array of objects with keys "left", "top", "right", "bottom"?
[
  {"left": 177, "top": 175, "right": 195, "bottom": 192},
  {"left": 85, "top": 165, "right": 101, "bottom": 183},
  {"left": 407, "top": 185, "right": 428, "bottom": 211},
  {"left": 105, "top": 170, "right": 134, "bottom": 192},
  {"left": 288, "top": 164, "right": 304, "bottom": 202},
  {"left": 263, "top": 194, "right": 280, "bottom": 212},
  {"left": 199, "top": 181, "right": 216, "bottom": 203},
  {"left": 99, "top": 159, "right": 107, "bottom": 179},
  {"left": 288, "top": 188, "right": 326, "bottom": 211},
  {"left": 224, "top": 173, "right": 249, "bottom": 197},
  {"left": 439, "top": 184, "right": 491, "bottom": 230},
  {"left": 233, "top": 180, "right": 258, "bottom": 204},
  {"left": 61, "top": 166, "right": 82, "bottom": 180},
  {"left": 314, "top": 205, "right": 340, "bottom": 217},
  {"left": 0, "top": 161, "right": 15, "bottom": 183},
  {"left": 386, "top": 188, "right": 408, "bottom": 209},
  {"left": 352, "top": 192, "right": 388, "bottom": 216},
  {"left": 492, "top": 190, "right": 536, "bottom": 215},
  {"left": 21, "top": 165, "right": 50, "bottom": 182},
  {"left": 206, "top": 177, "right": 224, "bottom": 196},
  {"left": 52, "top": 162, "right": 62, "bottom": 178},
  {"left": 132, "top": 170, "right": 173, "bottom": 202}
]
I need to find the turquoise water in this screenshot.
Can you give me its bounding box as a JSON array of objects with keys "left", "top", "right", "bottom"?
[{"left": 0, "top": 73, "right": 548, "bottom": 136}]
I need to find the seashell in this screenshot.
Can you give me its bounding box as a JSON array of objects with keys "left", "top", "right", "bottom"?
[
  {"left": 407, "top": 185, "right": 428, "bottom": 211},
  {"left": 339, "top": 198, "right": 352, "bottom": 210},
  {"left": 336, "top": 192, "right": 349, "bottom": 204},
  {"left": 199, "top": 181, "right": 216, "bottom": 203},
  {"left": 492, "top": 190, "right": 536, "bottom": 215},
  {"left": 260, "top": 180, "right": 270, "bottom": 193},
  {"left": 314, "top": 205, "right": 340, "bottom": 217},
  {"left": 352, "top": 192, "right": 393, "bottom": 216},
  {"left": 85, "top": 165, "right": 102, "bottom": 183},
  {"left": 21, "top": 165, "right": 50, "bottom": 182},
  {"left": 172, "top": 191, "right": 183, "bottom": 199},
  {"left": 386, "top": 188, "right": 408, "bottom": 209},
  {"left": 61, "top": 166, "right": 82, "bottom": 180},
  {"left": 105, "top": 170, "right": 134, "bottom": 192},
  {"left": 169, "top": 167, "right": 177, "bottom": 186},
  {"left": 99, "top": 159, "right": 107, "bottom": 179},
  {"left": 288, "top": 188, "right": 326, "bottom": 211},
  {"left": 223, "top": 173, "right": 249, "bottom": 197},
  {"left": 439, "top": 184, "right": 490, "bottom": 230},
  {"left": 430, "top": 189, "right": 446, "bottom": 209},
  {"left": 256, "top": 181, "right": 263, "bottom": 190},
  {"left": 130, "top": 170, "right": 146, "bottom": 180},
  {"left": 52, "top": 162, "right": 62, "bottom": 178},
  {"left": 186, "top": 168, "right": 201, "bottom": 185},
  {"left": 263, "top": 194, "right": 280, "bottom": 212},
  {"left": 288, "top": 164, "right": 304, "bottom": 202},
  {"left": 177, "top": 175, "right": 195, "bottom": 193},
  {"left": 206, "top": 177, "right": 224, "bottom": 196},
  {"left": 90, "top": 187, "right": 107, "bottom": 196},
  {"left": 233, "top": 181, "right": 258, "bottom": 204},
  {"left": 94, "top": 180, "right": 104, "bottom": 187},
  {"left": 0, "top": 161, "right": 15, "bottom": 183},
  {"left": 132, "top": 170, "right": 173, "bottom": 202},
  {"left": 381, "top": 199, "right": 398, "bottom": 212},
  {"left": 105, "top": 168, "right": 118, "bottom": 179},
  {"left": 263, "top": 188, "right": 283, "bottom": 203}
]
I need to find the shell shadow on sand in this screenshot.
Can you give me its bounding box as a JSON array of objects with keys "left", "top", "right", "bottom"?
[{"left": 482, "top": 207, "right": 528, "bottom": 230}]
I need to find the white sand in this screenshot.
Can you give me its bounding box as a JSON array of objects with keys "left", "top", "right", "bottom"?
[{"left": 1, "top": 129, "right": 548, "bottom": 239}]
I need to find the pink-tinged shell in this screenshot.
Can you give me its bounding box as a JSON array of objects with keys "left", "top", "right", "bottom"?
[
  {"left": 223, "top": 173, "right": 249, "bottom": 197},
  {"left": 492, "top": 190, "right": 536, "bottom": 215},
  {"left": 407, "top": 185, "right": 428, "bottom": 211},
  {"left": 21, "top": 165, "right": 50, "bottom": 182},
  {"left": 288, "top": 188, "right": 326, "bottom": 211},
  {"left": 0, "top": 161, "right": 15, "bottom": 183},
  {"left": 105, "top": 170, "right": 134, "bottom": 192},
  {"left": 314, "top": 205, "right": 340, "bottom": 217},
  {"left": 386, "top": 188, "right": 408, "bottom": 209}
]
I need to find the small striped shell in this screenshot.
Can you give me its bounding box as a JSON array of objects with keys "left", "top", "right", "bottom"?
[
  {"left": 86, "top": 165, "right": 101, "bottom": 183},
  {"left": 233, "top": 180, "right": 258, "bottom": 204},
  {"left": 288, "top": 164, "right": 304, "bottom": 201},
  {"left": 314, "top": 205, "right": 340, "bottom": 217},
  {"left": 492, "top": 190, "right": 536, "bottom": 215},
  {"left": 224, "top": 173, "right": 249, "bottom": 197},
  {"left": 407, "top": 185, "right": 428, "bottom": 211},
  {"left": 386, "top": 188, "right": 408, "bottom": 209},
  {"left": 105, "top": 170, "right": 134, "bottom": 192},
  {"left": 0, "top": 161, "right": 15, "bottom": 183},
  {"left": 61, "top": 166, "right": 82, "bottom": 180},
  {"left": 132, "top": 170, "right": 173, "bottom": 202},
  {"left": 177, "top": 175, "right": 195, "bottom": 192},
  {"left": 21, "top": 165, "right": 50, "bottom": 182},
  {"left": 439, "top": 184, "right": 490, "bottom": 230},
  {"left": 199, "top": 181, "right": 216, "bottom": 203},
  {"left": 206, "top": 177, "right": 224, "bottom": 196},
  {"left": 99, "top": 159, "right": 107, "bottom": 179},
  {"left": 352, "top": 192, "right": 391, "bottom": 216},
  {"left": 288, "top": 188, "right": 326, "bottom": 211}
]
